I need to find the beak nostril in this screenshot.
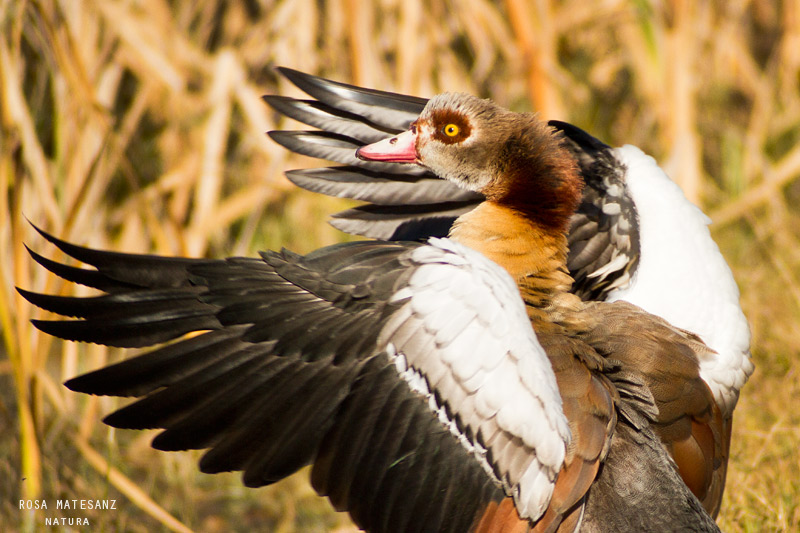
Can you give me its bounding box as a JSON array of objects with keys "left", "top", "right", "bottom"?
[{"left": 356, "top": 129, "right": 417, "bottom": 163}]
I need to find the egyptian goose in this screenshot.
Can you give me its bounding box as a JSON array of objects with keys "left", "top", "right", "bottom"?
[
  {"left": 21, "top": 92, "right": 722, "bottom": 531},
  {"left": 266, "top": 68, "right": 752, "bottom": 414},
  {"left": 267, "top": 69, "right": 754, "bottom": 513}
]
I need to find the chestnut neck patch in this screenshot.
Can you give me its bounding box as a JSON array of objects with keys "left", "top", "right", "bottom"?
[{"left": 484, "top": 125, "right": 583, "bottom": 235}]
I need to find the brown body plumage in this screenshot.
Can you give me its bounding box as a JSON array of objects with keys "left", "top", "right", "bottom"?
[{"left": 359, "top": 92, "right": 725, "bottom": 530}]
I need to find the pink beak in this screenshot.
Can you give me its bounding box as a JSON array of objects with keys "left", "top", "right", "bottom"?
[{"left": 356, "top": 128, "right": 418, "bottom": 163}]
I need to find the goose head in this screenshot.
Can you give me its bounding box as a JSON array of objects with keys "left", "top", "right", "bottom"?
[{"left": 357, "top": 93, "right": 583, "bottom": 232}]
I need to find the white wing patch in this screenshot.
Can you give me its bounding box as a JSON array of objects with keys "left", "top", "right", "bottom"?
[
  {"left": 379, "top": 238, "right": 570, "bottom": 521},
  {"left": 386, "top": 343, "right": 495, "bottom": 482},
  {"left": 609, "top": 145, "right": 754, "bottom": 415}
]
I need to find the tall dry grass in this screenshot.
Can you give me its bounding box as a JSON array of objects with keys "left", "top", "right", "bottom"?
[{"left": 1, "top": 0, "right": 798, "bottom": 531}]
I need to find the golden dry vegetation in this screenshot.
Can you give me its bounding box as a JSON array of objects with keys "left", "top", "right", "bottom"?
[{"left": 2, "top": 0, "right": 799, "bottom": 531}]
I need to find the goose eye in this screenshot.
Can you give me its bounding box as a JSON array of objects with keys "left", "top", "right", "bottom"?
[{"left": 443, "top": 123, "right": 460, "bottom": 137}]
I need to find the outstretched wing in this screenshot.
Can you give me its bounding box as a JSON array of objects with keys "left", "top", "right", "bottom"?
[
  {"left": 266, "top": 67, "right": 482, "bottom": 240},
  {"left": 21, "top": 227, "right": 575, "bottom": 532},
  {"left": 266, "top": 68, "right": 639, "bottom": 299}
]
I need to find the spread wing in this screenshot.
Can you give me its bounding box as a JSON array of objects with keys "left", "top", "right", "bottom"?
[
  {"left": 266, "top": 69, "right": 639, "bottom": 297},
  {"left": 20, "top": 227, "right": 582, "bottom": 532},
  {"left": 266, "top": 67, "right": 480, "bottom": 241}
]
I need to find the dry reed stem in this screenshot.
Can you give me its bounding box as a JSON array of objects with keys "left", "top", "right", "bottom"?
[
  {"left": 73, "top": 435, "right": 194, "bottom": 533},
  {"left": 661, "top": 0, "right": 702, "bottom": 203},
  {"left": 505, "top": 0, "right": 564, "bottom": 118},
  {"left": 711, "top": 143, "right": 800, "bottom": 226}
]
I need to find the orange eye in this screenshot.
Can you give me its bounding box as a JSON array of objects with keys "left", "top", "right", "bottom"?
[{"left": 443, "top": 124, "right": 460, "bottom": 137}]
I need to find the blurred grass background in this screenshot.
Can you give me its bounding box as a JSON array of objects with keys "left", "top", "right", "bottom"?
[{"left": 1, "top": 0, "right": 799, "bottom": 531}]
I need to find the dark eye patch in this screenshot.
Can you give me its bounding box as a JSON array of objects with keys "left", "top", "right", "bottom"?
[{"left": 430, "top": 109, "right": 471, "bottom": 145}]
